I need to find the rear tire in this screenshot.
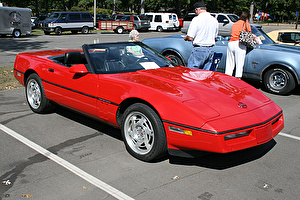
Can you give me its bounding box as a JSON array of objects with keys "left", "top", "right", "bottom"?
[
  {"left": 263, "top": 68, "right": 296, "bottom": 94},
  {"left": 81, "top": 26, "right": 89, "bottom": 34},
  {"left": 157, "top": 26, "right": 163, "bottom": 32},
  {"left": 121, "top": 103, "right": 167, "bottom": 162},
  {"left": 13, "top": 29, "right": 21, "bottom": 38},
  {"left": 116, "top": 26, "right": 124, "bottom": 34},
  {"left": 25, "top": 74, "right": 54, "bottom": 113}
]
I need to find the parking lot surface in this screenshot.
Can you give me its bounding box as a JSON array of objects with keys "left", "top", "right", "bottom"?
[{"left": 1, "top": 26, "right": 299, "bottom": 199}]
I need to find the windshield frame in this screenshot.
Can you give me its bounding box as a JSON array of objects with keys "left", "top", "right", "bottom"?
[{"left": 82, "top": 42, "right": 174, "bottom": 74}]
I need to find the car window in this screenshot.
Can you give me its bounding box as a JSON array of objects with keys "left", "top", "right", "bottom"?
[
  {"left": 154, "top": 15, "right": 162, "bottom": 22},
  {"left": 217, "top": 15, "right": 228, "bottom": 23},
  {"left": 134, "top": 16, "right": 139, "bottom": 21},
  {"left": 183, "top": 13, "right": 196, "bottom": 21},
  {"left": 146, "top": 15, "right": 153, "bottom": 21},
  {"left": 227, "top": 14, "right": 239, "bottom": 22},
  {"left": 83, "top": 43, "right": 174, "bottom": 74},
  {"left": 69, "top": 14, "right": 80, "bottom": 20},
  {"left": 278, "top": 32, "right": 300, "bottom": 43},
  {"left": 251, "top": 26, "right": 274, "bottom": 44},
  {"left": 139, "top": 15, "right": 149, "bottom": 20},
  {"left": 48, "top": 13, "right": 60, "bottom": 19},
  {"left": 82, "top": 13, "right": 91, "bottom": 20}
]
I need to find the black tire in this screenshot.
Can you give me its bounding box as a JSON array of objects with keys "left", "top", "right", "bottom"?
[
  {"left": 13, "top": 29, "right": 21, "bottom": 38},
  {"left": 81, "top": 26, "right": 89, "bottom": 34},
  {"left": 116, "top": 26, "right": 124, "bottom": 34},
  {"left": 55, "top": 27, "right": 62, "bottom": 35},
  {"left": 165, "top": 53, "right": 184, "bottom": 66},
  {"left": 121, "top": 103, "right": 167, "bottom": 162},
  {"left": 25, "top": 74, "right": 53, "bottom": 113},
  {"left": 263, "top": 68, "right": 296, "bottom": 95},
  {"left": 157, "top": 26, "right": 163, "bottom": 32}
]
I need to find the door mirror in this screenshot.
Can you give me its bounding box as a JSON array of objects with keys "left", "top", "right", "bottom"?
[{"left": 69, "top": 64, "right": 88, "bottom": 74}]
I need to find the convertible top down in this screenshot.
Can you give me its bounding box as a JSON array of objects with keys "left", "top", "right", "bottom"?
[{"left": 14, "top": 42, "right": 284, "bottom": 161}]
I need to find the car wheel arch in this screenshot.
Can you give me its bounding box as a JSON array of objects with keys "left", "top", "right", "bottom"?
[
  {"left": 261, "top": 63, "right": 300, "bottom": 85},
  {"left": 24, "top": 69, "right": 39, "bottom": 85},
  {"left": 116, "top": 98, "right": 162, "bottom": 127},
  {"left": 162, "top": 49, "right": 185, "bottom": 66}
]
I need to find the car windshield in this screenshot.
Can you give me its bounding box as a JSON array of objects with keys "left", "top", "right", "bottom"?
[
  {"left": 228, "top": 14, "right": 239, "bottom": 22},
  {"left": 251, "top": 26, "right": 274, "bottom": 44},
  {"left": 83, "top": 42, "right": 174, "bottom": 74},
  {"left": 48, "top": 13, "right": 60, "bottom": 20}
]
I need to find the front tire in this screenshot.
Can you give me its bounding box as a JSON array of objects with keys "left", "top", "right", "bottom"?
[
  {"left": 55, "top": 27, "right": 62, "bottom": 35},
  {"left": 263, "top": 68, "right": 296, "bottom": 95},
  {"left": 121, "top": 103, "right": 167, "bottom": 162},
  {"left": 25, "top": 74, "right": 53, "bottom": 113},
  {"left": 165, "top": 53, "right": 184, "bottom": 66}
]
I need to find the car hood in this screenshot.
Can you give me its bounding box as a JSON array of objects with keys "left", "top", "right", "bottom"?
[
  {"left": 258, "top": 43, "right": 300, "bottom": 53},
  {"left": 114, "top": 67, "right": 271, "bottom": 120}
]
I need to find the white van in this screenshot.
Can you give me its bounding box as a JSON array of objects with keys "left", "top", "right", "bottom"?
[{"left": 144, "top": 13, "right": 180, "bottom": 32}]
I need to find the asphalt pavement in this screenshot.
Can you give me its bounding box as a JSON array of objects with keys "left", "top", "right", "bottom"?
[{"left": 0, "top": 25, "right": 299, "bottom": 199}]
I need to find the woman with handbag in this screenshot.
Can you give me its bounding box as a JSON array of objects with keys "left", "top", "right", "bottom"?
[{"left": 225, "top": 11, "right": 252, "bottom": 79}]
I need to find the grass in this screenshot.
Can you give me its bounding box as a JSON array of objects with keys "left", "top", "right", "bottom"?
[{"left": 0, "top": 66, "right": 23, "bottom": 91}]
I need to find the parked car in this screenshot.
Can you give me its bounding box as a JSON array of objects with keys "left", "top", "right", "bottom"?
[
  {"left": 181, "top": 12, "right": 239, "bottom": 36},
  {"left": 33, "top": 14, "right": 49, "bottom": 29},
  {"left": 40, "top": 12, "right": 94, "bottom": 35},
  {"left": 267, "top": 29, "right": 300, "bottom": 46},
  {"left": 14, "top": 41, "right": 283, "bottom": 161},
  {"left": 143, "top": 25, "right": 300, "bottom": 95},
  {"left": 95, "top": 14, "right": 111, "bottom": 27},
  {"left": 144, "top": 13, "right": 180, "bottom": 32},
  {"left": 112, "top": 14, "right": 150, "bottom": 31}
]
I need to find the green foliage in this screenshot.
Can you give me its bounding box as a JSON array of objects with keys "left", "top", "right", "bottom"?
[{"left": 1, "top": 0, "right": 299, "bottom": 22}]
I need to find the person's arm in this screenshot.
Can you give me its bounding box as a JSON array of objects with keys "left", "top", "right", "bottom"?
[{"left": 183, "top": 35, "right": 194, "bottom": 41}]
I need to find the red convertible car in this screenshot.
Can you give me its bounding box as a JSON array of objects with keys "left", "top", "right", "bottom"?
[{"left": 14, "top": 42, "right": 284, "bottom": 162}]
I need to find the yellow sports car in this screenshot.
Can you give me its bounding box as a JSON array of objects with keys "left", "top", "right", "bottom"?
[{"left": 267, "top": 29, "right": 300, "bottom": 46}]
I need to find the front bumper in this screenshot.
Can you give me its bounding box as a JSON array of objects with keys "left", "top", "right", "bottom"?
[{"left": 164, "top": 109, "right": 284, "bottom": 156}]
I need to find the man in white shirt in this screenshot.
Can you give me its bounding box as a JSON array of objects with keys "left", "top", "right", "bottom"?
[{"left": 183, "top": 2, "right": 218, "bottom": 70}]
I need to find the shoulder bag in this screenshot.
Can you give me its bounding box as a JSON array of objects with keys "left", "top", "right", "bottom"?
[{"left": 239, "top": 22, "right": 255, "bottom": 48}]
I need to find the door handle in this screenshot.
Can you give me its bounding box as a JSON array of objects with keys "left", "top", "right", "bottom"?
[{"left": 48, "top": 68, "right": 54, "bottom": 72}]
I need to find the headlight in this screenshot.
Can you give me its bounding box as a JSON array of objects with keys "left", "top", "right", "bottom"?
[{"left": 224, "top": 131, "right": 250, "bottom": 141}]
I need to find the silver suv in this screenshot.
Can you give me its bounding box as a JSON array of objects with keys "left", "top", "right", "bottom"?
[{"left": 181, "top": 13, "right": 239, "bottom": 36}]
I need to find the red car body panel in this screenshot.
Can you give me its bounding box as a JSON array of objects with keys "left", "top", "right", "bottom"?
[{"left": 14, "top": 48, "right": 284, "bottom": 156}]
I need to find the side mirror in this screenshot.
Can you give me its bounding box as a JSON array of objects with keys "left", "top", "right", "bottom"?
[{"left": 69, "top": 64, "right": 88, "bottom": 74}]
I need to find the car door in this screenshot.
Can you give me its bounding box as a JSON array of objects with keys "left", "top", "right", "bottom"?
[
  {"left": 216, "top": 14, "right": 232, "bottom": 36},
  {"left": 43, "top": 59, "right": 99, "bottom": 117}
]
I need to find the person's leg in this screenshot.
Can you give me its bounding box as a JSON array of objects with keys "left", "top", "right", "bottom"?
[
  {"left": 235, "top": 43, "right": 247, "bottom": 78},
  {"left": 225, "top": 41, "right": 236, "bottom": 76},
  {"left": 202, "top": 47, "right": 214, "bottom": 70},
  {"left": 187, "top": 47, "right": 206, "bottom": 68}
]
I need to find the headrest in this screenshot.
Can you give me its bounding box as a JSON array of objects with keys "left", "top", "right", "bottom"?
[{"left": 64, "top": 52, "right": 82, "bottom": 65}]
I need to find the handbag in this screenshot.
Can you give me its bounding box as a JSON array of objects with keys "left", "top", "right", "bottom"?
[{"left": 239, "top": 22, "right": 255, "bottom": 48}]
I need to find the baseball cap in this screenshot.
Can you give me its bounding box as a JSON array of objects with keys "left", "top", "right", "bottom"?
[{"left": 194, "top": 2, "right": 206, "bottom": 9}]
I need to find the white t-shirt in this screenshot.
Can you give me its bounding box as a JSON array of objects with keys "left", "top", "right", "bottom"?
[{"left": 187, "top": 12, "right": 218, "bottom": 46}]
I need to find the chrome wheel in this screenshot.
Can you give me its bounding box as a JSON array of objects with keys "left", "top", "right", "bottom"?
[
  {"left": 264, "top": 68, "right": 295, "bottom": 94},
  {"left": 121, "top": 103, "right": 167, "bottom": 161},
  {"left": 124, "top": 111, "right": 154, "bottom": 155},
  {"left": 27, "top": 79, "right": 41, "bottom": 110},
  {"left": 25, "top": 74, "right": 53, "bottom": 113},
  {"left": 268, "top": 70, "right": 287, "bottom": 89}
]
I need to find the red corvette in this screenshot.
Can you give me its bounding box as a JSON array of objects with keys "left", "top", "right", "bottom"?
[{"left": 14, "top": 42, "right": 284, "bottom": 162}]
